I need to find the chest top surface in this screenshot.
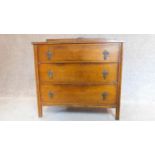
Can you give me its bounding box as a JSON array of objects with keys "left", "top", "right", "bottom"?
[{"left": 32, "top": 38, "right": 123, "bottom": 45}]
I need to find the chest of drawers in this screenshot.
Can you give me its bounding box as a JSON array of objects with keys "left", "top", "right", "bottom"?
[{"left": 33, "top": 38, "right": 123, "bottom": 120}]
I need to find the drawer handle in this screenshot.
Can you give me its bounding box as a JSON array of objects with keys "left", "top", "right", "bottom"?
[
  {"left": 47, "top": 51, "right": 52, "bottom": 60},
  {"left": 102, "top": 92, "right": 108, "bottom": 100},
  {"left": 103, "top": 50, "right": 109, "bottom": 60},
  {"left": 48, "top": 91, "right": 53, "bottom": 98},
  {"left": 48, "top": 70, "right": 53, "bottom": 78},
  {"left": 102, "top": 70, "right": 109, "bottom": 79}
]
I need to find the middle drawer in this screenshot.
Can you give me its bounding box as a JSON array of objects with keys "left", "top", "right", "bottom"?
[{"left": 39, "top": 63, "right": 118, "bottom": 84}]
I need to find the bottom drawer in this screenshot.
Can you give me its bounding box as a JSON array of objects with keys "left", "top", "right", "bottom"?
[{"left": 40, "top": 85, "right": 117, "bottom": 106}]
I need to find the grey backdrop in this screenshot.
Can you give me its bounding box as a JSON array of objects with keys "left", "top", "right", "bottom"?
[{"left": 0, "top": 34, "right": 155, "bottom": 106}]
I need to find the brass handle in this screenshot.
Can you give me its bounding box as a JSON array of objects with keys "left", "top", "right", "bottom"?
[
  {"left": 102, "top": 70, "right": 109, "bottom": 79},
  {"left": 47, "top": 51, "right": 52, "bottom": 60},
  {"left": 48, "top": 70, "right": 53, "bottom": 78},
  {"left": 102, "top": 92, "right": 108, "bottom": 100},
  {"left": 48, "top": 91, "right": 53, "bottom": 98},
  {"left": 103, "top": 50, "right": 109, "bottom": 60}
]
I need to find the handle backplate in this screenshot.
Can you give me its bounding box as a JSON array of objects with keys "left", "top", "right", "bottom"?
[
  {"left": 102, "top": 92, "right": 108, "bottom": 100},
  {"left": 103, "top": 50, "right": 109, "bottom": 60},
  {"left": 48, "top": 91, "right": 53, "bottom": 98},
  {"left": 47, "top": 51, "right": 52, "bottom": 60},
  {"left": 102, "top": 70, "right": 109, "bottom": 79},
  {"left": 48, "top": 70, "right": 53, "bottom": 78}
]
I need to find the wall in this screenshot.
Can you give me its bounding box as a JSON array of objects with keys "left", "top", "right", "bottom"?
[{"left": 0, "top": 34, "right": 155, "bottom": 105}]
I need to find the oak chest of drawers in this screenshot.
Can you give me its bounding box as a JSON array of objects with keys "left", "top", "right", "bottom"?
[{"left": 33, "top": 38, "right": 123, "bottom": 120}]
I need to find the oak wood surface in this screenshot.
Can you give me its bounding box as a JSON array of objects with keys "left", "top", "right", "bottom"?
[
  {"left": 33, "top": 38, "right": 123, "bottom": 45},
  {"left": 115, "top": 43, "right": 123, "bottom": 120},
  {"left": 33, "top": 45, "right": 42, "bottom": 117},
  {"left": 46, "top": 38, "right": 123, "bottom": 44},
  {"left": 39, "top": 63, "right": 118, "bottom": 84},
  {"left": 38, "top": 43, "right": 120, "bottom": 62},
  {"left": 33, "top": 38, "right": 123, "bottom": 120},
  {"left": 40, "top": 84, "right": 117, "bottom": 106}
]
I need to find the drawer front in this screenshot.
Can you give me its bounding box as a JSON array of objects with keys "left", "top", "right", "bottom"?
[
  {"left": 40, "top": 85, "right": 117, "bottom": 105},
  {"left": 39, "top": 63, "right": 118, "bottom": 84},
  {"left": 38, "top": 43, "right": 120, "bottom": 62}
]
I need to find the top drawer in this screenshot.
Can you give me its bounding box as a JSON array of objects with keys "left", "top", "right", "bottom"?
[{"left": 37, "top": 43, "right": 120, "bottom": 63}]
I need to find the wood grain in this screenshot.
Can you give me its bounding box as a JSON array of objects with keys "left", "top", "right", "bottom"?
[
  {"left": 39, "top": 63, "right": 118, "bottom": 84},
  {"left": 33, "top": 38, "right": 123, "bottom": 45},
  {"left": 33, "top": 45, "right": 42, "bottom": 117},
  {"left": 115, "top": 43, "right": 123, "bottom": 120},
  {"left": 38, "top": 43, "right": 120, "bottom": 62},
  {"left": 40, "top": 84, "right": 117, "bottom": 106},
  {"left": 33, "top": 38, "right": 123, "bottom": 120}
]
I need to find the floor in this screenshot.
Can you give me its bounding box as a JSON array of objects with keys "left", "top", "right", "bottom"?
[{"left": 0, "top": 98, "right": 155, "bottom": 121}]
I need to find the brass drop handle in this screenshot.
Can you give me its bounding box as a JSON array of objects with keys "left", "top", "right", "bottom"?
[
  {"left": 48, "top": 70, "right": 53, "bottom": 78},
  {"left": 48, "top": 91, "right": 53, "bottom": 98},
  {"left": 47, "top": 51, "right": 52, "bottom": 60},
  {"left": 102, "top": 70, "right": 109, "bottom": 79},
  {"left": 102, "top": 92, "right": 108, "bottom": 100},
  {"left": 103, "top": 50, "right": 109, "bottom": 60}
]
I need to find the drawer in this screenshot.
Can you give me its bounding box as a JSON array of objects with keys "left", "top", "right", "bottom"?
[
  {"left": 38, "top": 43, "right": 120, "bottom": 62},
  {"left": 40, "top": 85, "right": 117, "bottom": 106},
  {"left": 39, "top": 63, "right": 118, "bottom": 84}
]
